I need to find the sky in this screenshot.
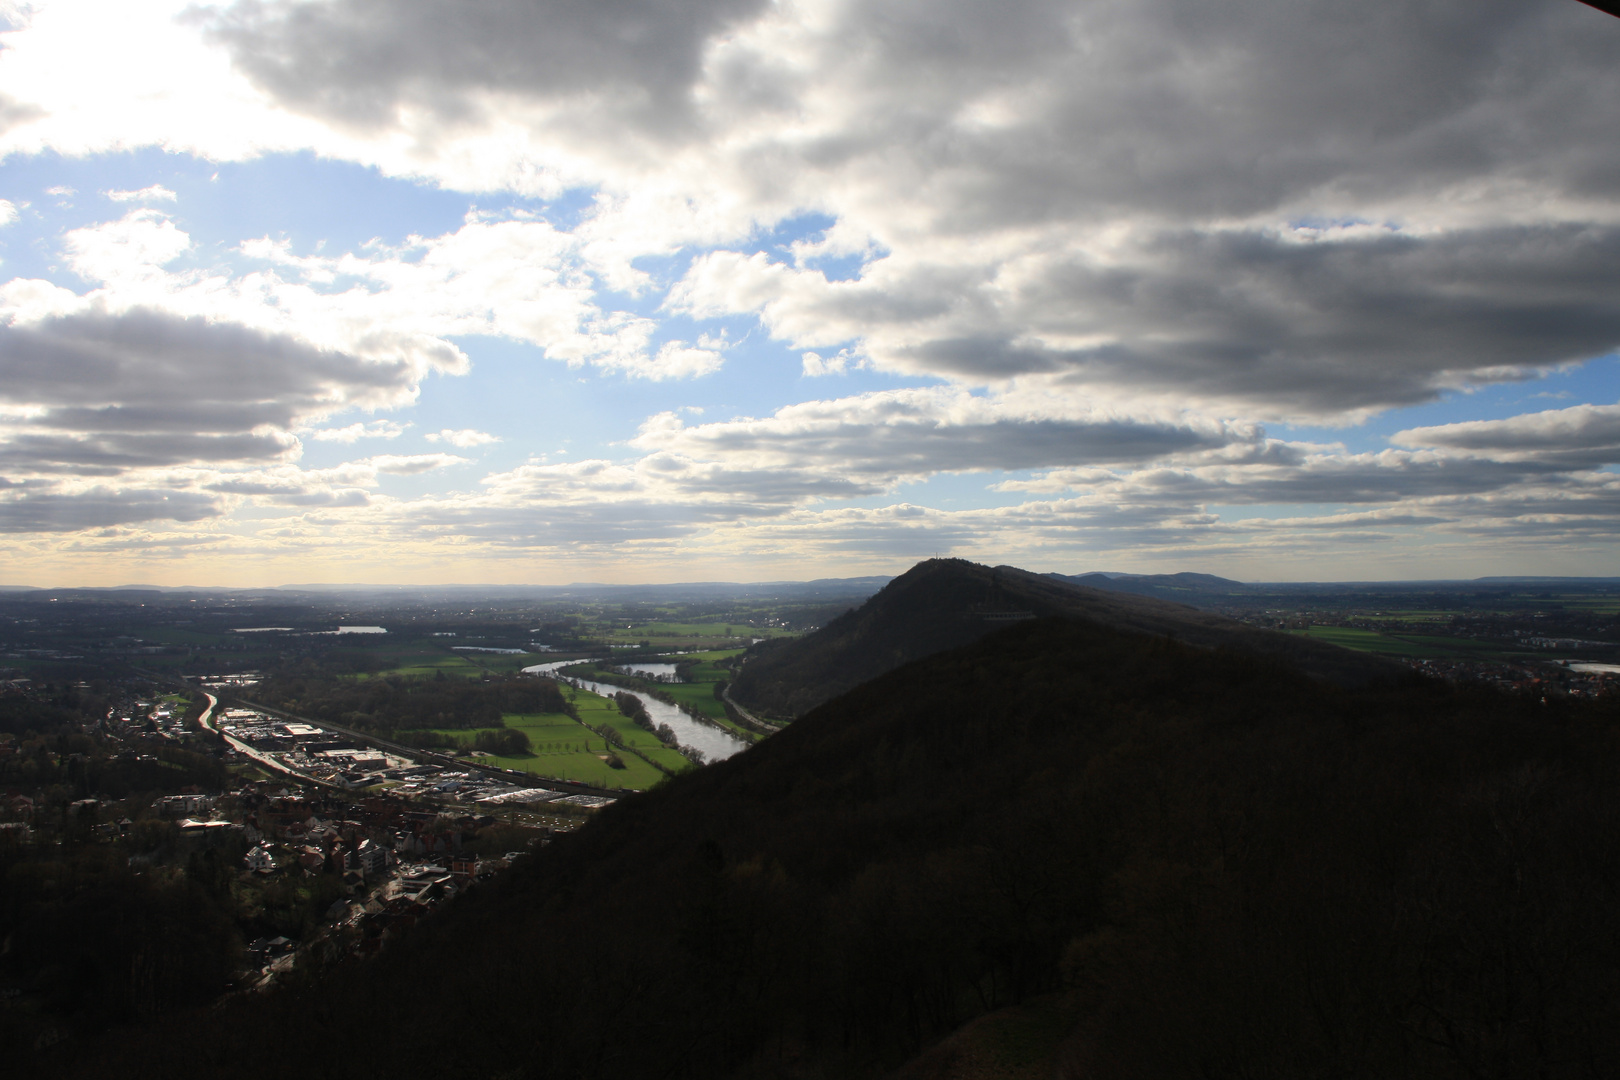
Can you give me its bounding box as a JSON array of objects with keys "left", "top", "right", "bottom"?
[{"left": 3, "top": 0, "right": 1620, "bottom": 586}]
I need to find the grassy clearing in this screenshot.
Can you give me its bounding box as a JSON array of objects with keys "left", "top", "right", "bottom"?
[
  {"left": 1293, "top": 626, "right": 1441, "bottom": 657},
  {"left": 662, "top": 650, "right": 760, "bottom": 739},
  {"left": 481, "top": 711, "right": 666, "bottom": 790},
  {"left": 570, "top": 690, "right": 666, "bottom": 750},
  {"left": 659, "top": 682, "right": 729, "bottom": 721},
  {"left": 339, "top": 643, "right": 547, "bottom": 679},
  {"left": 565, "top": 689, "right": 698, "bottom": 774},
  {"left": 1559, "top": 598, "right": 1620, "bottom": 613},
  {"left": 1293, "top": 625, "right": 1532, "bottom": 660},
  {"left": 345, "top": 651, "right": 487, "bottom": 679},
  {"left": 583, "top": 621, "right": 799, "bottom": 647},
  {"left": 404, "top": 706, "right": 672, "bottom": 790}
]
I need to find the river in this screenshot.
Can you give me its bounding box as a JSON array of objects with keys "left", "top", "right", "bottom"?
[{"left": 521, "top": 660, "right": 751, "bottom": 761}]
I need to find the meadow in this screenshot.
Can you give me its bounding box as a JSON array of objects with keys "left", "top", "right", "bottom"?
[
  {"left": 1291, "top": 624, "right": 1529, "bottom": 659},
  {"left": 401, "top": 686, "right": 688, "bottom": 790},
  {"left": 565, "top": 688, "right": 693, "bottom": 773}
]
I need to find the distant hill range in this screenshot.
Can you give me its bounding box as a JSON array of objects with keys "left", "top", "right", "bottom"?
[
  {"left": 1062, "top": 571, "right": 1620, "bottom": 607},
  {"left": 728, "top": 558, "right": 1399, "bottom": 719},
  {"left": 1059, "top": 570, "right": 1250, "bottom": 601},
  {"left": 0, "top": 576, "right": 894, "bottom": 606}
]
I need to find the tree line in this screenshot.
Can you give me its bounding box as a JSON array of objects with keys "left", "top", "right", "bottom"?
[{"left": 252, "top": 672, "right": 571, "bottom": 736}]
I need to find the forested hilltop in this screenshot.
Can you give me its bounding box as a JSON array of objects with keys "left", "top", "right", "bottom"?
[
  {"left": 49, "top": 614, "right": 1620, "bottom": 1080},
  {"left": 729, "top": 557, "right": 1400, "bottom": 719}
]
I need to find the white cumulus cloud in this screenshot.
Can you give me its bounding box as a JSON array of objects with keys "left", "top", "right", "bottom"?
[
  {"left": 105, "top": 184, "right": 177, "bottom": 202},
  {"left": 426, "top": 428, "right": 500, "bottom": 448}
]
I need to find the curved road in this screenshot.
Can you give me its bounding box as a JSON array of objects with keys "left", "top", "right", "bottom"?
[{"left": 196, "top": 691, "right": 326, "bottom": 786}]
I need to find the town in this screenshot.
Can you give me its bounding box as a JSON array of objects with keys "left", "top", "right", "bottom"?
[{"left": 0, "top": 666, "right": 618, "bottom": 1008}]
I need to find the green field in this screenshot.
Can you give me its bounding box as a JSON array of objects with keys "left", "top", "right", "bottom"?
[
  {"left": 1292, "top": 625, "right": 1530, "bottom": 660},
  {"left": 564, "top": 688, "right": 693, "bottom": 772},
  {"left": 484, "top": 709, "right": 667, "bottom": 789},
  {"left": 450, "top": 651, "right": 546, "bottom": 674},
  {"left": 587, "top": 621, "right": 798, "bottom": 646},
  {"left": 339, "top": 639, "right": 550, "bottom": 679},
  {"left": 348, "top": 652, "right": 488, "bottom": 679},
  {"left": 1557, "top": 598, "right": 1620, "bottom": 613},
  {"left": 1293, "top": 626, "right": 1429, "bottom": 656},
  {"left": 400, "top": 688, "right": 685, "bottom": 790}
]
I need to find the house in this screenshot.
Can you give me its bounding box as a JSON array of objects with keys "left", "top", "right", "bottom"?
[
  {"left": 244, "top": 844, "right": 276, "bottom": 873},
  {"left": 246, "top": 936, "right": 295, "bottom": 966},
  {"left": 177, "top": 819, "right": 241, "bottom": 853},
  {"left": 154, "top": 794, "right": 214, "bottom": 817},
  {"left": 356, "top": 838, "right": 388, "bottom": 879}
]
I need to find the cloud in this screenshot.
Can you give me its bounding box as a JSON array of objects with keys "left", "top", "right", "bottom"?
[
  {"left": 1395, "top": 403, "right": 1620, "bottom": 462},
  {"left": 230, "top": 214, "right": 704, "bottom": 378},
  {"left": 63, "top": 207, "right": 191, "bottom": 283},
  {"left": 0, "top": 199, "right": 16, "bottom": 227},
  {"left": 4, "top": 1, "right": 1618, "bottom": 419},
  {"left": 631, "top": 387, "right": 1247, "bottom": 486},
  {"left": 309, "top": 420, "right": 408, "bottom": 443},
  {"left": 198, "top": 0, "right": 771, "bottom": 132},
  {"left": 425, "top": 428, "right": 499, "bottom": 448},
  {"left": 9, "top": 207, "right": 710, "bottom": 399},
  {"left": 0, "top": 307, "right": 427, "bottom": 466},
  {"left": 364, "top": 452, "right": 469, "bottom": 475},
  {"left": 4, "top": 0, "right": 1620, "bottom": 575},
  {"left": 801, "top": 350, "right": 857, "bottom": 377},
  {"left": 104, "top": 184, "right": 178, "bottom": 202},
  {"left": 0, "top": 484, "right": 225, "bottom": 532},
  {"left": 672, "top": 223, "right": 1620, "bottom": 418}
]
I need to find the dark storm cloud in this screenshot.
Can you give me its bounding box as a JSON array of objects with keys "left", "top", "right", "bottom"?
[
  {"left": 0, "top": 307, "right": 423, "bottom": 472},
  {"left": 197, "top": 0, "right": 770, "bottom": 131},
  {"left": 883, "top": 223, "right": 1620, "bottom": 412},
  {"left": 0, "top": 431, "right": 294, "bottom": 475},
  {"left": 0, "top": 487, "right": 225, "bottom": 532}
]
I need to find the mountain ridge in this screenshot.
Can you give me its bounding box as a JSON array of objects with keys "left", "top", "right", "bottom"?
[{"left": 729, "top": 558, "right": 1399, "bottom": 719}]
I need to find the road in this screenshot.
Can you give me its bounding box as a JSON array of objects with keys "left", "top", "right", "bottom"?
[
  {"left": 720, "top": 682, "right": 784, "bottom": 733},
  {"left": 195, "top": 690, "right": 329, "bottom": 787},
  {"left": 135, "top": 666, "right": 622, "bottom": 801},
  {"left": 230, "top": 695, "right": 624, "bottom": 800}
]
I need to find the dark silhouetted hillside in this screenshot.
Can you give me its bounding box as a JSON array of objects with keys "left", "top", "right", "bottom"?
[
  {"left": 729, "top": 558, "right": 1397, "bottom": 718},
  {"left": 48, "top": 615, "right": 1620, "bottom": 1080}
]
